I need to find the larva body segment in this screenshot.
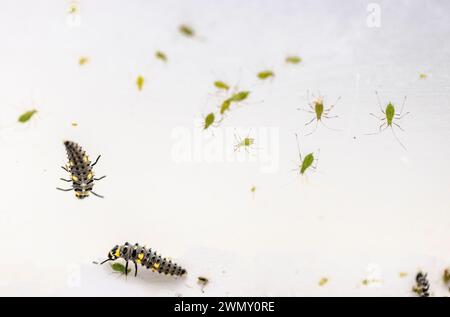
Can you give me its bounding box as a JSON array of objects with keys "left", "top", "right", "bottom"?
[
  {"left": 102, "top": 242, "right": 187, "bottom": 277},
  {"left": 57, "top": 140, "right": 105, "bottom": 199}
]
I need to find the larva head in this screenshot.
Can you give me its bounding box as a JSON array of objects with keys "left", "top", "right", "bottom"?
[
  {"left": 314, "top": 98, "right": 324, "bottom": 120},
  {"left": 108, "top": 245, "right": 120, "bottom": 260},
  {"left": 385, "top": 103, "right": 395, "bottom": 125},
  {"left": 300, "top": 153, "right": 315, "bottom": 174}
]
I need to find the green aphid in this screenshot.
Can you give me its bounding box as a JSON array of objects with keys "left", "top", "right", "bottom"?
[
  {"left": 286, "top": 56, "right": 302, "bottom": 64},
  {"left": 155, "top": 51, "right": 167, "bottom": 62},
  {"left": 293, "top": 133, "right": 318, "bottom": 175},
  {"left": 257, "top": 70, "right": 275, "bottom": 80},
  {"left": 234, "top": 131, "right": 255, "bottom": 152},
  {"left": 179, "top": 24, "right": 195, "bottom": 37},
  {"left": 110, "top": 263, "right": 131, "bottom": 276},
  {"left": 228, "top": 91, "right": 250, "bottom": 102},
  {"left": 136, "top": 75, "right": 145, "bottom": 91},
  {"left": 214, "top": 81, "right": 230, "bottom": 91},
  {"left": 367, "top": 91, "right": 409, "bottom": 150},
  {"left": 18, "top": 109, "right": 37, "bottom": 123},
  {"left": 220, "top": 99, "right": 231, "bottom": 115},
  {"left": 203, "top": 113, "right": 215, "bottom": 130},
  {"left": 297, "top": 94, "right": 340, "bottom": 135}
]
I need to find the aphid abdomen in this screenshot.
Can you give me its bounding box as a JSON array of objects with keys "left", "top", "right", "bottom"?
[
  {"left": 385, "top": 104, "right": 395, "bottom": 125},
  {"left": 315, "top": 102, "right": 324, "bottom": 120}
]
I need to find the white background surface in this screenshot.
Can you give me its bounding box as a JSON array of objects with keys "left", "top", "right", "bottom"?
[{"left": 0, "top": 0, "right": 449, "bottom": 296}]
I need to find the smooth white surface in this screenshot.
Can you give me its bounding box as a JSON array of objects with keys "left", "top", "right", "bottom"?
[{"left": 0, "top": 0, "right": 449, "bottom": 296}]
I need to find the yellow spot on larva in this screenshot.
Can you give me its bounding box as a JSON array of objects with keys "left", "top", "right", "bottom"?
[
  {"left": 69, "top": 161, "right": 74, "bottom": 167},
  {"left": 138, "top": 253, "right": 144, "bottom": 260},
  {"left": 115, "top": 249, "right": 120, "bottom": 257},
  {"left": 78, "top": 57, "right": 89, "bottom": 66},
  {"left": 152, "top": 263, "right": 160, "bottom": 270},
  {"left": 83, "top": 156, "right": 88, "bottom": 163},
  {"left": 136, "top": 259, "right": 141, "bottom": 264},
  {"left": 71, "top": 175, "right": 78, "bottom": 182},
  {"left": 87, "top": 172, "right": 93, "bottom": 180}
]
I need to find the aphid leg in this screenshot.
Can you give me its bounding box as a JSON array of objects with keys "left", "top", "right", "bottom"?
[
  {"left": 134, "top": 262, "right": 138, "bottom": 277},
  {"left": 375, "top": 91, "right": 385, "bottom": 113},
  {"left": 297, "top": 107, "right": 314, "bottom": 114},
  {"left": 59, "top": 178, "right": 72, "bottom": 182},
  {"left": 369, "top": 113, "right": 383, "bottom": 120},
  {"left": 90, "top": 191, "right": 104, "bottom": 199},
  {"left": 393, "top": 122, "right": 405, "bottom": 132},
  {"left": 56, "top": 187, "right": 73, "bottom": 191},
  {"left": 94, "top": 175, "right": 107, "bottom": 181},
  {"left": 91, "top": 155, "right": 101, "bottom": 167},
  {"left": 390, "top": 126, "right": 407, "bottom": 150},
  {"left": 395, "top": 112, "right": 410, "bottom": 120},
  {"left": 365, "top": 122, "right": 387, "bottom": 135},
  {"left": 294, "top": 133, "right": 303, "bottom": 162},
  {"left": 323, "top": 114, "right": 339, "bottom": 119},
  {"left": 312, "top": 149, "right": 321, "bottom": 170},
  {"left": 304, "top": 117, "right": 316, "bottom": 126},
  {"left": 305, "top": 121, "right": 318, "bottom": 136},
  {"left": 320, "top": 120, "right": 341, "bottom": 132}
]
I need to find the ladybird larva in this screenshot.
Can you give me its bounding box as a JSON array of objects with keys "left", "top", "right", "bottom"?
[
  {"left": 57, "top": 140, "right": 106, "bottom": 199},
  {"left": 99, "top": 242, "right": 187, "bottom": 277}
]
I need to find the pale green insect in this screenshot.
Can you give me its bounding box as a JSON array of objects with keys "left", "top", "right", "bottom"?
[
  {"left": 214, "top": 81, "right": 230, "bottom": 91},
  {"left": 155, "top": 51, "right": 167, "bottom": 62},
  {"left": 179, "top": 24, "right": 195, "bottom": 37},
  {"left": 293, "top": 133, "right": 318, "bottom": 175},
  {"left": 366, "top": 91, "right": 409, "bottom": 150},
  {"left": 110, "top": 263, "right": 131, "bottom": 276},
  {"left": 18, "top": 109, "right": 37, "bottom": 123},
  {"left": 234, "top": 130, "right": 255, "bottom": 152},
  {"left": 228, "top": 91, "right": 250, "bottom": 102},
  {"left": 220, "top": 99, "right": 231, "bottom": 115},
  {"left": 257, "top": 70, "right": 275, "bottom": 80},
  {"left": 136, "top": 75, "right": 144, "bottom": 91},
  {"left": 203, "top": 113, "right": 215, "bottom": 130},
  {"left": 286, "top": 56, "right": 302, "bottom": 64},
  {"left": 297, "top": 92, "right": 340, "bottom": 136}
]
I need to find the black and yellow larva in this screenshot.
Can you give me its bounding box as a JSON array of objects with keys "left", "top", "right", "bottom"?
[
  {"left": 57, "top": 140, "right": 106, "bottom": 199},
  {"left": 414, "top": 272, "right": 430, "bottom": 297},
  {"left": 99, "top": 242, "right": 187, "bottom": 277}
]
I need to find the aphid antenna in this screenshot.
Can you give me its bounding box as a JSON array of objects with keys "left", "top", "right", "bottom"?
[
  {"left": 375, "top": 91, "right": 385, "bottom": 113},
  {"left": 313, "top": 148, "right": 321, "bottom": 169},
  {"left": 326, "top": 96, "right": 341, "bottom": 112},
  {"left": 369, "top": 113, "right": 384, "bottom": 120},
  {"left": 399, "top": 95, "right": 407, "bottom": 115}
]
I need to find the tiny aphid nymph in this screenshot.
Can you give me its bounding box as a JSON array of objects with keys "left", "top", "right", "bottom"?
[
  {"left": 155, "top": 51, "right": 167, "bottom": 62},
  {"left": 257, "top": 70, "right": 275, "bottom": 80},
  {"left": 297, "top": 92, "right": 340, "bottom": 135},
  {"left": 293, "top": 133, "right": 319, "bottom": 175},
  {"left": 179, "top": 24, "right": 195, "bottom": 37},
  {"left": 203, "top": 113, "right": 215, "bottom": 130},
  {"left": 214, "top": 81, "right": 230, "bottom": 91},
  {"left": 98, "top": 242, "right": 187, "bottom": 277},
  {"left": 234, "top": 130, "right": 256, "bottom": 153},
  {"left": 286, "top": 56, "right": 302, "bottom": 64},
  {"left": 110, "top": 263, "right": 131, "bottom": 276},
  {"left": 136, "top": 75, "right": 144, "bottom": 91},
  {"left": 18, "top": 109, "right": 37, "bottom": 123},
  {"left": 366, "top": 91, "right": 409, "bottom": 150},
  {"left": 57, "top": 141, "right": 106, "bottom": 199}
]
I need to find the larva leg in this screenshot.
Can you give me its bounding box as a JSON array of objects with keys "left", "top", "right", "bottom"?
[
  {"left": 134, "top": 262, "right": 138, "bottom": 277},
  {"left": 90, "top": 191, "right": 104, "bottom": 199},
  {"left": 125, "top": 261, "right": 129, "bottom": 276},
  {"left": 91, "top": 155, "right": 101, "bottom": 167},
  {"left": 56, "top": 187, "right": 73, "bottom": 191},
  {"left": 60, "top": 178, "right": 72, "bottom": 182},
  {"left": 61, "top": 166, "right": 69, "bottom": 172},
  {"left": 94, "top": 175, "right": 106, "bottom": 181}
]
